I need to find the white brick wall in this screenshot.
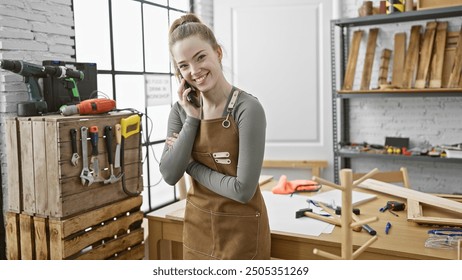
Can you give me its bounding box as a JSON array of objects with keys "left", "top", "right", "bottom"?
[
  {"left": 341, "top": 0, "right": 462, "bottom": 194},
  {"left": 0, "top": 0, "right": 75, "bottom": 211}
]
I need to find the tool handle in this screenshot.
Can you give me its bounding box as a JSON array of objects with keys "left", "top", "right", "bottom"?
[
  {"left": 115, "top": 124, "right": 121, "bottom": 145},
  {"left": 121, "top": 114, "right": 140, "bottom": 138},
  {"left": 104, "top": 126, "right": 113, "bottom": 164},
  {"left": 70, "top": 128, "right": 77, "bottom": 153},
  {"left": 89, "top": 126, "right": 98, "bottom": 156}
]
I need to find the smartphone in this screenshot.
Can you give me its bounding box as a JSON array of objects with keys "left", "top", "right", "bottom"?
[
  {"left": 179, "top": 74, "right": 201, "bottom": 108},
  {"left": 184, "top": 82, "right": 201, "bottom": 108}
]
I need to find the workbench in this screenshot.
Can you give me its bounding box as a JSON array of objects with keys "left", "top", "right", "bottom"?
[{"left": 146, "top": 180, "right": 459, "bottom": 260}]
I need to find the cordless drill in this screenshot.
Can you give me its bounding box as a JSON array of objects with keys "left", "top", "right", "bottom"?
[
  {"left": 44, "top": 65, "right": 85, "bottom": 105},
  {"left": 0, "top": 59, "right": 48, "bottom": 116}
]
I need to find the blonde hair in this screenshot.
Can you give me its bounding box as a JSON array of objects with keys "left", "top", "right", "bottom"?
[{"left": 168, "top": 13, "right": 220, "bottom": 75}]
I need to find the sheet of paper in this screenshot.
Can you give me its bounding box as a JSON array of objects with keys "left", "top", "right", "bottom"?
[
  {"left": 308, "top": 189, "right": 377, "bottom": 207},
  {"left": 262, "top": 191, "right": 334, "bottom": 237}
]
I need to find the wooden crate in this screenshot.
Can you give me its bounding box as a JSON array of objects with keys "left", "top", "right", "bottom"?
[
  {"left": 6, "top": 196, "right": 145, "bottom": 260},
  {"left": 5, "top": 112, "right": 143, "bottom": 218},
  {"left": 417, "top": 0, "right": 462, "bottom": 10}
]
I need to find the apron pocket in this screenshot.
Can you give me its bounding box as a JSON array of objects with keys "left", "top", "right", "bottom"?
[
  {"left": 183, "top": 200, "right": 213, "bottom": 256},
  {"left": 211, "top": 211, "right": 260, "bottom": 260}
]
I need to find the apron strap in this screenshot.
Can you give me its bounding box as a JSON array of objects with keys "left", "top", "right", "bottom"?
[{"left": 222, "top": 89, "right": 240, "bottom": 128}]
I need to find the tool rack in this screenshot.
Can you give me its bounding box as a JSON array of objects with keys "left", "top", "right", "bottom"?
[{"left": 4, "top": 112, "right": 144, "bottom": 260}]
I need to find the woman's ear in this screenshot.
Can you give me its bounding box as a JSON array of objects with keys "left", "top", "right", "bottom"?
[{"left": 216, "top": 46, "right": 223, "bottom": 61}]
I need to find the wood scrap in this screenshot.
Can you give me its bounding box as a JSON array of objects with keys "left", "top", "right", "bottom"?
[
  {"left": 415, "top": 21, "right": 437, "bottom": 88},
  {"left": 407, "top": 198, "right": 462, "bottom": 226},
  {"left": 441, "top": 32, "right": 459, "bottom": 88},
  {"left": 378, "top": 48, "right": 392, "bottom": 87},
  {"left": 391, "top": 32, "right": 406, "bottom": 88},
  {"left": 402, "top": 25, "right": 421, "bottom": 89},
  {"left": 429, "top": 21, "right": 448, "bottom": 88},
  {"left": 343, "top": 30, "right": 364, "bottom": 90},
  {"left": 360, "top": 28, "right": 379, "bottom": 90},
  {"left": 358, "top": 179, "right": 462, "bottom": 224},
  {"left": 447, "top": 26, "right": 462, "bottom": 88}
]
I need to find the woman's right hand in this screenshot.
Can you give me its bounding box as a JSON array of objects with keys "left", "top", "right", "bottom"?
[{"left": 179, "top": 79, "right": 201, "bottom": 119}]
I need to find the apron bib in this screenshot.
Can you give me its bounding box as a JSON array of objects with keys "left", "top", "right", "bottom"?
[{"left": 183, "top": 89, "right": 270, "bottom": 260}]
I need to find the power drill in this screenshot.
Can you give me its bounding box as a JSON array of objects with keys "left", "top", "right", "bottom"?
[
  {"left": 0, "top": 59, "right": 48, "bottom": 116},
  {"left": 44, "top": 65, "right": 85, "bottom": 105},
  {"left": 60, "top": 98, "right": 116, "bottom": 116}
]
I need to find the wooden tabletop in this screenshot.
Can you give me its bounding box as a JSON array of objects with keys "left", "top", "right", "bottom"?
[{"left": 147, "top": 179, "right": 460, "bottom": 260}]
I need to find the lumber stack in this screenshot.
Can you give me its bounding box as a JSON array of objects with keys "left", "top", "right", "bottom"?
[{"left": 342, "top": 21, "right": 462, "bottom": 91}]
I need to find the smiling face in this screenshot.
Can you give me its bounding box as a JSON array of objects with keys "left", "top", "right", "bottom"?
[{"left": 172, "top": 35, "right": 223, "bottom": 93}]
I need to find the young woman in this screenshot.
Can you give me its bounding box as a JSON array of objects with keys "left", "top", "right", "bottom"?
[{"left": 159, "top": 13, "right": 270, "bottom": 260}]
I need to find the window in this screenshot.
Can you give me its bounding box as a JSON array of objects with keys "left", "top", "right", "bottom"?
[{"left": 73, "top": 0, "right": 192, "bottom": 212}]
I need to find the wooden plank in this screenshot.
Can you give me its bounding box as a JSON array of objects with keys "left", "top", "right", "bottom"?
[
  {"left": 429, "top": 21, "right": 448, "bottom": 88},
  {"left": 74, "top": 228, "right": 144, "bottom": 260},
  {"left": 49, "top": 219, "right": 64, "bottom": 260},
  {"left": 45, "top": 119, "right": 61, "bottom": 218},
  {"left": 19, "top": 214, "right": 34, "bottom": 260},
  {"left": 110, "top": 243, "right": 145, "bottom": 260},
  {"left": 33, "top": 121, "right": 48, "bottom": 216},
  {"left": 360, "top": 28, "right": 379, "bottom": 90},
  {"left": 34, "top": 216, "right": 49, "bottom": 260},
  {"left": 415, "top": 21, "right": 437, "bottom": 88},
  {"left": 378, "top": 48, "right": 392, "bottom": 87},
  {"left": 406, "top": 199, "right": 422, "bottom": 219},
  {"left": 60, "top": 196, "right": 142, "bottom": 237},
  {"left": 402, "top": 25, "right": 421, "bottom": 88},
  {"left": 359, "top": 179, "right": 462, "bottom": 214},
  {"left": 417, "top": 0, "right": 462, "bottom": 10},
  {"left": 447, "top": 26, "right": 462, "bottom": 88},
  {"left": 19, "top": 119, "right": 36, "bottom": 215},
  {"left": 391, "top": 33, "right": 406, "bottom": 88},
  {"left": 5, "top": 212, "right": 20, "bottom": 260},
  {"left": 342, "top": 30, "right": 364, "bottom": 90},
  {"left": 441, "top": 48, "right": 456, "bottom": 88},
  {"left": 5, "top": 119, "right": 21, "bottom": 212}
]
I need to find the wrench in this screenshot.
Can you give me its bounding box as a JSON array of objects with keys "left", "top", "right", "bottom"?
[
  {"left": 70, "top": 128, "right": 79, "bottom": 166},
  {"left": 89, "top": 126, "right": 104, "bottom": 183},
  {"left": 103, "top": 125, "right": 123, "bottom": 184},
  {"left": 80, "top": 126, "right": 94, "bottom": 186}
]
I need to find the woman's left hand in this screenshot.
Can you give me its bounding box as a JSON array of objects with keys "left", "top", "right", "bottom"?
[{"left": 166, "top": 132, "right": 179, "bottom": 149}]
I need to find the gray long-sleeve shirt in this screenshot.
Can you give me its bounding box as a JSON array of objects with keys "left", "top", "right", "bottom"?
[{"left": 159, "top": 90, "right": 266, "bottom": 203}]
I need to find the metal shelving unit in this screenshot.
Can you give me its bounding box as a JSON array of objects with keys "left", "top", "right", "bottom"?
[{"left": 331, "top": 6, "right": 462, "bottom": 183}]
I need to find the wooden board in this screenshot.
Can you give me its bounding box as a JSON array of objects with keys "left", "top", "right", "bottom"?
[
  {"left": 342, "top": 30, "right": 364, "bottom": 90},
  {"left": 391, "top": 33, "right": 406, "bottom": 88},
  {"left": 360, "top": 28, "right": 379, "bottom": 90},
  {"left": 5, "top": 212, "right": 20, "bottom": 260},
  {"left": 415, "top": 21, "right": 437, "bottom": 88},
  {"left": 378, "top": 48, "right": 392, "bottom": 87},
  {"left": 447, "top": 27, "right": 462, "bottom": 88},
  {"left": 358, "top": 179, "right": 462, "bottom": 214},
  {"left": 5, "top": 119, "right": 20, "bottom": 212},
  {"left": 429, "top": 21, "right": 448, "bottom": 88},
  {"left": 417, "top": 0, "right": 462, "bottom": 10},
  {"left": 402, "top": 25, "right": 421, "bottom": 88},
  {"left": 19, "top": 119, "right": 36, "bottom": 215}
]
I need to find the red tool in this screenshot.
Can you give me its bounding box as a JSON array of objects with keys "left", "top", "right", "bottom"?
[{"left": 60, "top": 98, "right": 116, "bottom": 116}]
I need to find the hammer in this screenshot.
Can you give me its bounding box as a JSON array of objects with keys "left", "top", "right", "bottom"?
[
  {"left": 295, "top": 208, "right": 363, "bottom": 232},
  {"left": 103, "top": 126, "right": 123, "bottom": 185}
]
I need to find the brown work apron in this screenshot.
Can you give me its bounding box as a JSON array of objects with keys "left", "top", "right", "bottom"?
[{"left": 183, "top": 89, "right": 271, "bottom": 260}]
